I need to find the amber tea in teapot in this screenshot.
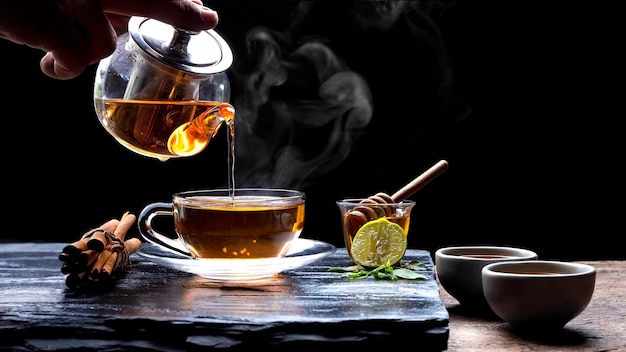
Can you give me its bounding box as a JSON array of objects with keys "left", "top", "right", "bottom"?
[
  {"left": 94, "top": 99, "right": 234, "bottom": 160},
  {"left": 94, "top": 16, "right": 234, "bottom": 161}
]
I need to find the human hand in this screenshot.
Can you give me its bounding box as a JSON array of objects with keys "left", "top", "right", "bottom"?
[{"left": 0, "top": 0, "right": 218, "bottom": 80}]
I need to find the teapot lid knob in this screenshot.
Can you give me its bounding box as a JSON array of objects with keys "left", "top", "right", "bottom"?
[{"left": 128, "top": 16, "right": 233, "bottom": 75}]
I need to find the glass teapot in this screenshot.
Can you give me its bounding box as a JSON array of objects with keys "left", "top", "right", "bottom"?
[{"left": 93, "top": 16, "right": 234, "bottom": 161}]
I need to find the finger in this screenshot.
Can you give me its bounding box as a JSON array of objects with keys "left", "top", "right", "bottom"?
[
  {"left": 40, "top": 1, "right": 116, "bottom": 79},
  {"left": 100, "top": 0, "right": 218, "bottom": 31},
  {"left": 106, "top": 13, "right": 132, "bottom": 35},
  {"left": 40, "top": 52, "right": 83, "bottom": 80}
]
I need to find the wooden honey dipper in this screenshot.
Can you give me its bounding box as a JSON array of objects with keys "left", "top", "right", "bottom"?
[{"left": 344, "top": 159, "right": 449, "bottom": 234}]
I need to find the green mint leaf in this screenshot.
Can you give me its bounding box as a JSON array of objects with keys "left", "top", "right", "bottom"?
[
  {"left": 393, "top": 267, "right": 428, "bottom": 280},
  {"left": 349, "top": 270, "right": 372, "bottom": 279},
  {"left": 403, "top": 260, "right": 428, "bottom": 271},
  {"left": 328, "top": 259, "right": 428, "bottom": 281},
  {"left": 328, "top": 265, "right": 361, "bottom": 272}
]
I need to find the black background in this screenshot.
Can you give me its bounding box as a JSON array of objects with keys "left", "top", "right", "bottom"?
[{"left": 2, "top": 1, "right": 622, "bottom": 260}]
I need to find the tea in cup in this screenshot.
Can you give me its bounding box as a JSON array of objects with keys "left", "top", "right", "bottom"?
[
  {"left": 435, "top": 246, "right": 538, "bottom": 311},
  {"left": 482, "top": 260, "right": 596, "bottom": 330},
  {"left": 138, "top": 188, "right": 305, "bottom": 259}
]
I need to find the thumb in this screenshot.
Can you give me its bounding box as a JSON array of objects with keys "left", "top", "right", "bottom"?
[{"left": 40, "top": 51, "right": 86, "bottom": 80}]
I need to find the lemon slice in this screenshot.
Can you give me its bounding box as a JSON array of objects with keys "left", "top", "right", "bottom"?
[{"left": 350, "top": 218, "right": 408, "bottom": 268}]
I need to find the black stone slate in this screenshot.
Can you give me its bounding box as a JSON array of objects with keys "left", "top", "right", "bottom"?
[{"left": 0, "top": 242, "right": 449, "bottom": 351}]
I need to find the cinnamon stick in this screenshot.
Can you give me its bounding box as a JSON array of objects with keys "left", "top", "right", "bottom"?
[
  {"left": 78, "top": 249, "right": 99, "bottom": 270},
  {"left": 61, "top": 262, "right": 80, "bottom": 275},
  {"left": 91, "top": 213, "right": 137, "bottom": 280},
  {"left": 124, "top": 238, "right": 142, "bottom": 255},
  {"left": 114, "top": 212, "right": 136, "bottom": 241},
  {"left": 62, "top": 237, "right": 90, "bottom": 259},
  {"left": 99, "top": 252, "right": 118, "bottom": 282},
  {"left": 60, "top": 212, "right": 140, "bottom": 290},
  {"left": 89, "top": 248, "right": 115, "bottom": 279},
  {"left": 58, "top": 252, "right": 72, "bottom": 262},
  {"left": 87, "top": 219, "right": 119, "bottom": 252},
  {"left": 65, "top": 271, "right": 87, "bottom": 290},
  {"left": 99, "top": 238, "right": 142, "bottom": 282}
]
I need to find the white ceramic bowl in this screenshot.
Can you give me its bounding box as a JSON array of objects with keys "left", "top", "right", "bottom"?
[
  {"left": 482, "top": 260, "right": 596, "bottom": 330},
  {"left": 435, "top": 246, "right": 538, "bottom": 311}
]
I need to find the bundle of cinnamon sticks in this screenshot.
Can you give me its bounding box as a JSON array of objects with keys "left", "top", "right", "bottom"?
[{"left": 58, "top": 211, "right": 142, "bottom": 290}]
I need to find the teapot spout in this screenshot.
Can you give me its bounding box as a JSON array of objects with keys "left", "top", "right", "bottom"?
[{"left": 167, "top": 103, "right": 235, "bottom": 157}]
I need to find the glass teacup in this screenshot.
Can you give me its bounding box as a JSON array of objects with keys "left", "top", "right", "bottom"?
[{"left": 139, "top": 188, "right": 305, "bottom": 259}]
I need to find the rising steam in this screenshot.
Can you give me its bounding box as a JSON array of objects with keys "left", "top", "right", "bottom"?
[{"left": 230, "top": 1, "right": 459, "bottom": 189}]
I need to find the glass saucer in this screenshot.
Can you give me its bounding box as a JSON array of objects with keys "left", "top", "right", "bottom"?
[{"left": 134, "top": 238, "right": 336, "bottom": 281}]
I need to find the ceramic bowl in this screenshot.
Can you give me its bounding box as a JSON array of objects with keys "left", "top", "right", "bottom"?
[
  {"left": 435, "top": 246, "right": 538, "bottom": 311},
  {"left": 482, "top": 260, "right": 596, "bottom": 331}
]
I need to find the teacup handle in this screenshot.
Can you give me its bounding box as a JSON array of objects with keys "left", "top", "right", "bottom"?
[{"left": 138, "top": 202, "right": 193, "bottom": 258}]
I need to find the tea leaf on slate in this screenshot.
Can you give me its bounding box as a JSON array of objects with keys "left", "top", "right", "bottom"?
[
  {"left": 327, "top": 264, "right": 361, "bottom": 272},
  {"left": 404, "top": 260, "right": 428, "bottom": 271},
  {"left": 328, "top": 259, "right": 428, "bottom": 281},
  {"left": 393, "top": 267, "right": 427, "bottom": 280}
]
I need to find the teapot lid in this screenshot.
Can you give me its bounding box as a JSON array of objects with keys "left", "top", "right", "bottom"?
[{"left": 128, "top": 16, "right": 233, "bottom": 75}]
